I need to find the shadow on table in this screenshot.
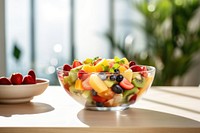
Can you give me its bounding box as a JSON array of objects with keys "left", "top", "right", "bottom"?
[
  {"left": 77, "top": 108, "right": 200, "bottom": 127},
  {"left": 0, "top": 102, "right": 54, "bottom": 117}
]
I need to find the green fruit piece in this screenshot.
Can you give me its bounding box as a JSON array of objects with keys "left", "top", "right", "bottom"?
[
  {"left": 66, "top": 65, "right": 83, "bottom": 85},
  {"left": 127, "top": 94, "right": 137, "bottom": 102},
  {"left": 84, "top": 90, "right": 93, "bottom": 106},
  {"left": 104, "top": 80, "right": 116, "bottom": 87},
  {"left": 69, "top": 85, "right": 76, "bottom": 93},
  {"left": 63, "top": 76, "right": 70, "bottom": 84},
  {"left": 123, "top": 87, "right": 139, "bottom": 102},
  {"left": 132, "top": 74, "right": 146, "bottom": 88},
  {"left": 82, "top": 90, "right": 91, "bottom": 99},
  {"left": 132, "top": 73, "right": 141, "bottom": 79},
  {"left": 68, "top": 71, "right": 78, "bottom": 84},
  {"left": 69, "top": 85, "right": 82, "bottom": 95},
  {"left": 64, "top": 76, "right": 74, "bottom": 86},
  {"left": 71, "top": 65, "right": 83, "bottom": 72}
]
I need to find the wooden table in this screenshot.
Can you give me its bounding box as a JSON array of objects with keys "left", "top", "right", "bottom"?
[{"left": 0, "top": 86, "right": 200, "bottom": 133}]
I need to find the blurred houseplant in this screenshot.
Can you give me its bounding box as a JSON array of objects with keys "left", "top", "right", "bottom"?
[{"left": 107, "top": 0, "right": 200, "bottom": 85}]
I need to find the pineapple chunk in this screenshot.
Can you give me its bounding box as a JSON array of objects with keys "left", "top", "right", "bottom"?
[
  {"left": 82, "top": 65, "right": 96, "bottom": 72},
  {"left": 95, "top": 59, "right": 109, "bottom": 72},
  {"left": 89, "top": 74, "right": 108, "bottom": 93},
  {"left": 122, "top": 69, "right": 133, "bottom": 82}
]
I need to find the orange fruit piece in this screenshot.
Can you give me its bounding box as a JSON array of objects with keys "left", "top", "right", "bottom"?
[
  {"left": 82, "top": 65, "right": 96, "bottom": 73},
  {"left": 119, "top": 65, "right": 128, "bottom": 73},
  {"left": 75, "top": 79, "right": 84, "bottom": 90},
  {"left": 98, "top": 88, "right": 114, "bottom": 100}
]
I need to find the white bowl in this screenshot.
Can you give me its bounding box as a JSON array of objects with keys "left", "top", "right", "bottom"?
[{"left": 0, "top": 78, "right": 49, "bottom": 104}]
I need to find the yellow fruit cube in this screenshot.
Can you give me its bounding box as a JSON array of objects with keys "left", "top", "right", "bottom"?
[
  {"left": 95, "top": 59, "right": 109, "bottom": 72},
  {"left": 89, "top": 74, "right": 108, "bottom": 93},
  {"left": 122, "top": 69, "right": 133, "bottom": 82},
  {"left": 83, "top": 58, "right": 93, "bottom": 64},
  {"left": 119, "top": 65, "right": 128, "bottom": 73},
  {"left": 82, "top": 65, "right": 96, "bottom": 72},
  {"left": 121, "top": 57, "right": 129, "bottom": 65}
]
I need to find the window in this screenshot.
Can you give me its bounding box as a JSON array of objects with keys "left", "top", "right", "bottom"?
[
  {"left": 5, "top": 0, "right": 135, "bottom": 85},
  {"left": 5, "top": 0, "right": 31, "bottom": 76},
  {"left": 34, "top": 0, "right": 71, "bottom": 84},
  {"left": 5, "top": 0, "right": 71, "bottom": 84}
]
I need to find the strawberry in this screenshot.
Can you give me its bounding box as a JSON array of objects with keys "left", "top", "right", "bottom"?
[
  {"left": 119, "top": 78, "right": 134, "bottom": 90},
  {"left": 28, "top": 69, "right": 36, "bottom": 82},
  {"left": 23, "top": 75, "right": 36, "bottom": 84},
  {"left": 82, "top": 77, "right": 93, "bottom": 90},
  {"left": 72, "top": 60, "right": 82, "bottom": 68},
  {"left": 130, "top": 65, "right": 143, "bottom": 72},
  {"left": 10, "top": 73, "right": 23, "bottom": 85},
  {"left": 140, "top": 66, "right": 148, "bottom": 77},
  {"left": 63, "top": 64, "right": 72, "bottom": 71},
  {"left": 0, "top": 77, "right": 12, "bottom": 85},
  {"left": 78, "top": 70, "right": 89, "bottom": 80},
  {"left": 141, "top": 66, "right": 147, "bottom": 71}
]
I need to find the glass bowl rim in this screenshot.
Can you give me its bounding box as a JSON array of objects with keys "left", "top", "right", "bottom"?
[{"left": 56, "top": 65, "right": 156, "bottom": 74}]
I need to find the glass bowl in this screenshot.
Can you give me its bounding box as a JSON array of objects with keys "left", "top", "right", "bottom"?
[{"left": 57, "top": 65, "right": 155, "bottom": 111}]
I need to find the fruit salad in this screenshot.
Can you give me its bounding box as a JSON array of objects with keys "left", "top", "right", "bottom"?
[{"left": 57, "top": 56, "right": 155, "bottom": 109}]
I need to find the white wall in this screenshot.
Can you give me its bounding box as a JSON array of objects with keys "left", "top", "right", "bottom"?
[{"left": 0, "top": 0, "right": 6, "bottom": 76}]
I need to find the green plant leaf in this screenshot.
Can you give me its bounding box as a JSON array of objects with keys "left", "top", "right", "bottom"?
[{"left": 13, "top": 44, "right": 21, "bottom": 61}]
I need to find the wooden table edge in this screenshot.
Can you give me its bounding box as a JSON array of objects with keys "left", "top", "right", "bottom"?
[{"left": 1, "top": 127, "right": 200, "bottom": 133}]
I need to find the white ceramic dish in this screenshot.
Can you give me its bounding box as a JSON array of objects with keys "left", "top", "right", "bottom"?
[{"left": 0, "top": 78, "right": 49, "bottom": 104}]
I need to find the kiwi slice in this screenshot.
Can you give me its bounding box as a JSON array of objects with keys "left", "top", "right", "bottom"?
[
  {"left": 82, "top": 90, "right": 91, "bottom": 99},
  {"left": 71, "top": 65, "right": 83, "bottom": 72},
  {"left": 69, "top": 85, "right": 83, "bottom": 95},
  {"left": 132, "top": 73, "right": 146, "bottom": 88},
  {"left": 66, "top": 67, "right": 83, "bottom": 85},
  {"left": 122, "top": 87, "right": 139, "bottom": 102},
  {"left": 63, "top": 72, "right": 77, "bottom": 86}
]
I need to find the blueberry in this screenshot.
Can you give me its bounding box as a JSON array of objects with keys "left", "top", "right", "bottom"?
[
  {"left": 111, "top": 84, "right": 123, "bottom": 94},
  {"left": 96, "top": 102, "right": 104, "bottom": 107},
  {"left": 114, "top": 69, "right": 120, "bottom": 74},
  {"left": 98, "top": 72, "right": 107, "bottom": 80},
  {"left": 110, "top": 74, "right": 116, "bottom": 81},
  {"left": 91, "top": 89, "right": 97, "bottom": 96},
  {"left": 116, "top": 74, "right": 123, "bottom": 82}
]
